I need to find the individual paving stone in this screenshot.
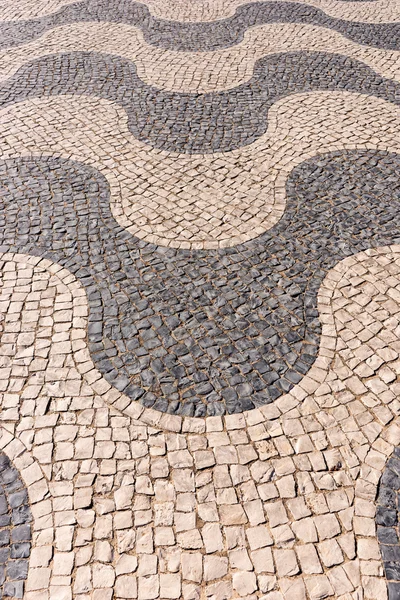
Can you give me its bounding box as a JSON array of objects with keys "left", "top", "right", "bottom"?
[
  {"left": 1, "top": 149, "right": 400, "bottom": 415},
  {"left": 0, "top": 453, "right": 32, "bottom": 598},
  {"left": 3, "top": 50, "right": 400, "bottom": 153},
  {"left": 2, "top": 0, "right": 400, "bottom": 53}
]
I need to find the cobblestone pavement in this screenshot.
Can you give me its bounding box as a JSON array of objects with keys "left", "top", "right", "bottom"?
[{"left": 1, "top": 1, "right": 400, "bottom": 600}]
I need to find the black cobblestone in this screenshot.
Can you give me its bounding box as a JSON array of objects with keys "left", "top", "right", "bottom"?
[
  {"left": 377, "top": 447, "right": 400, "bottom": 597},
  {"left": 0, "top": 0, "right": 399, "bottom": 52},
  {"left": 1, "top": 51, "right": 400, "bottom": 153},
  {"left": 0, "top": 453, "right": 32, "bottom": 599},
  {"left": 0, "top": 149, "right": 399, "bottom": 416}
]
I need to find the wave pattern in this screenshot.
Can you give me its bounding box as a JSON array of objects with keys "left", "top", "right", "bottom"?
[
  {"left": 2, "top": 0, "right": 400, "bottom": 53},
  {"left": 1, "top": 0, "right": 400, "bottom": 597},
  {"left": 2, "top": 92, "right": 400, "bottom": 251},
  {"left": 2, "top": 0, "right": 400, "bottom": 26},
  {"left": 1, "top": 246, "right": 399, "bottom": 599},
  {"left": 137, "top": 0, "right": 400, "bottom": 23},
  {"left": 1, "top": 50, "right": 400, "bottom": 154},
  {"left": 3, "top": 22, "right": 400, "bottom": 95},
  {"left": 0, "top": 149, "right": 399, "bottom": 416}
]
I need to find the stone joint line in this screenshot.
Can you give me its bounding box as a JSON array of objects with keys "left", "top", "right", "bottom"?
[{"left": 0, "top": 2, "right": 399, "bottom": 600}]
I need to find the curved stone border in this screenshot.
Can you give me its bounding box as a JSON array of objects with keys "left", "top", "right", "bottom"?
[
  {"left": 104, "top": 243, "right": 400, "bottom": 433},
  {"left": 2, "top": 0, "right": 400, "bottom": 53},
  {"left": 0, "top": 0, "right": 397, "bottom": 26},
  {"left": 0, "top": 0, "right": 77, "bottom": 22},
  {"left": 0, "top": 248, "right": 399, "bottom": 598},
  {"left": 0, "top": 146, "right": 400, "bottom": 415},
  {"left": 138, "top": 0, "right": 399, "bottom": 24},
  {"left": 2, "top": 50, "right": 400, "bottom": 155},
  {"left": 1, "top": 91, "right": 400, "bottom": 251},
  {"left": 3, "top": 22, "right": 400, "bottom": 95},
  {"left": 0, "top": 429, "right": 51, "bottom": 599},
  {"left": 0, "top": 244, "right": 395, "bottom": 431}
]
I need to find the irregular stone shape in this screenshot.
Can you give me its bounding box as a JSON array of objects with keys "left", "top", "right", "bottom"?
[
  {"left": 0, "top": 453, "right": 32, "bottom": 598},
  {"left": 0, "top": 149, "right": 400, "bottom": 415},
  {"left": 1, "top": 0, "right": 400, "bottom": 53},
  {"left": 2, "top": 50, "right": 400, "bottom": 153}
]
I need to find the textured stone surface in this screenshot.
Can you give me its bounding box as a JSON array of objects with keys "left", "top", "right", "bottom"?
[
  {"left": 377, "top": 448, "right": 400, "bottom": 596},
  {"left": 0, "top": 453, "right": 32, "bottom": 599},
  {"left": 0, "top": 151, "right": 399, "bottom": 415},
  {"left": 0, "top": 1, "right": 400, "bottom": 598},
  {"left": 2, "top": 0, "right": 400, "bottom": 25},
  {"left": 0, "top": 244, "right": 398, "bottom": 599},
  {"left": 4, "top": 91, "right": 400, "bottom": 254},
  {"left": 2, "top": 50, "right": 400, "bottom": 154},
  {"left": 2, "top": 0, "right": 400, "bottom": 52}
]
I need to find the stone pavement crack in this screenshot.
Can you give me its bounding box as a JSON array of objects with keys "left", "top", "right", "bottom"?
[{"left": 0, "top": 149, "right": 399, "bottom": 416}]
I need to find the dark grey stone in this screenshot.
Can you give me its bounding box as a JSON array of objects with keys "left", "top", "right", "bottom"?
[
  {"left": 377, "top": 507, "right": 398, "bottom": 527},
  {"left": 389, "top": 582, "right": 400, "bottom": 600},
  {"left": 0, "top": 454, "right": 32, "bottom": 596},
  {"left": 10, "top": 544, "right": 30, "bottom": 559},
  {"left": 0, "top": 150, "right": 399, "bottom": 415},
  {"left": 0, "top": 0, "right": 399, "bottom": 53},
  {"left": 3, "top": 580, "right": 25, "bottom": 598},
  {"left": 11, "top": 526, "right": 31, "bottom": 543},
  {"left": 386, "top": 563, "right": 400, "bottom": 582},
  {"left": 378, "top": 527, "right": 399, "bottom": 545},
  {"left": 2, "top": 51, "right": 400, "bottom": 153},
  {"left": 7, "top": 561, "right": 29, "bottom": 581}
]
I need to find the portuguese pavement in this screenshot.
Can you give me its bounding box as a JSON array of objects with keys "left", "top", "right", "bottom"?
[{"left": 1, "top": 0, "right": 400, "bottom": 599}]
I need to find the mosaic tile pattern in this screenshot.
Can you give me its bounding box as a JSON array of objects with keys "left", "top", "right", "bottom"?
[
  {"left": 0, "top": 1, "right": 400, "bottom": 599},
  {"left": 134, "top": 0, "right": 400, "bottom": 23},
  {"left": 0, "top": 245, "right": 399, "bottom": 600},
  {"left": 2, "top": 0, "right": 399, "bottom": 25},
  {"left": 3, "top": 1, "right": 400, "bottom": 52},
  {"left": 0, "top": 150, "right": 399, "bottom": 418},
  {"left": 2, "top": 50, "right": 400, "bottom": 154},
  {"left": 4, "top": 21, "right": 400, "bottom": 96}
]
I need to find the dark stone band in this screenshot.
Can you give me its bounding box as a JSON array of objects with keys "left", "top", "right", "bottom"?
[
  {"left": 0, "top": 453, "right": 32, "bottom": 599},
  {"left": 1, "top": 149, "right": 399, "bottom": 416},
  {"left": 2, "top": 51, "right": 400, "bottom": 154},
  {"left": 376, "top": 449, "right": 400, "bottom": 600},
  {"left": 0, "top": 0, "right": 399, "bottom": 53}
]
